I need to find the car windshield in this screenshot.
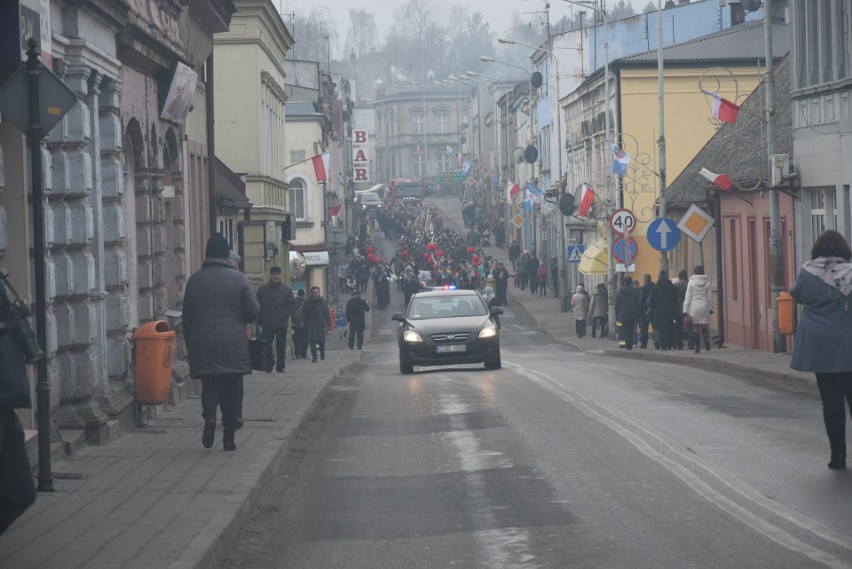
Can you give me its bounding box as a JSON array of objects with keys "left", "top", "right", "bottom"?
[
  {"left": 407, "top": 296, "right": 487, "bottom": 319},
  {"left": 395, "top": 184, "right": 422, "bottom": 198},
  {"left": 360, "top": 194, "right": 381, "bottom": 203}
]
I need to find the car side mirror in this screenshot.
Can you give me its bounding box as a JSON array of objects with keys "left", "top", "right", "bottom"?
[
  {"left": 490, "top": 307, "right": 504, "bottom": 315},
  {"left": 391, "top": 313, "right": 405, "bottom": 322}
]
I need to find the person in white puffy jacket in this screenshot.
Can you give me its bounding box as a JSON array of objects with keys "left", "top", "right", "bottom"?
[{"left": 682, "top": 265, "right": 713, "bottom": 353}]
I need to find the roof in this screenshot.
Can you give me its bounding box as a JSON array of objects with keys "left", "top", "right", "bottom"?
[
  {"left": 285, "top": 100, "right": 322, "bottom": 116},
  {"left": 665, "top": 55, "right": 793, "bottom": 206},
  {"left": 620, "top": 21, "right": 789, "bottom": 65},
  {"left": 215, "top": 158, "right": 250, "bottom": 206}
]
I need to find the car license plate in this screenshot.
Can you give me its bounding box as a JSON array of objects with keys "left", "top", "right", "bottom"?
[{"left": 436, "top": 344, "right": 466, "bottom": 353}]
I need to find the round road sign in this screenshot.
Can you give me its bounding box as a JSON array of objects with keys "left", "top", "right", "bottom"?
[
  {"left": 609, "top": 208, "right": 636, "bottom": 234},
  {"left": 611, "top": 236, "right": 638, "bottom": 263}
]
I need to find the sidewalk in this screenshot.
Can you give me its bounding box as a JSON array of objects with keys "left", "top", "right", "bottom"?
[
  {"left": 0, "top": 302, "right": 364, "bottom": 569},
  {"left": 431, "top": 197, "right": 816, "bottom": 396}
]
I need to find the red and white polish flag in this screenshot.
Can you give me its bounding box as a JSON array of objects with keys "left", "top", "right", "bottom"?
[
  {"left": 699, "top": 167, "right": 733, "bottom": 190},
  {"left": 701, "top": 88, "right": 739, "bottom": 124},
  {"left": 311, "top": 153, "right": 330, "bottom": 182},
  {"left": 578, "top": 183, "right": 595, "bottom": 217}
]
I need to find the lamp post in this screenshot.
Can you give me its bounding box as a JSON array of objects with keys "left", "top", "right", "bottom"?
[{"left": 498, "top": 37, "right": 569, "bottom": 313}]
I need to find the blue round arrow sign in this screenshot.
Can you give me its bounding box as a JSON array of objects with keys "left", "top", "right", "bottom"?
[{"left": 647, "top": 218, "right": 681, "bottom": 252}]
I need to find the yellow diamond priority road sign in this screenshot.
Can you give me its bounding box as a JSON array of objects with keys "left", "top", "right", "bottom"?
[
  {"left": 511, "top": 214, "right": 525, "bottom": 229},
  {"left": 677, "top": 205, "right": 714, "bottom": 242}
]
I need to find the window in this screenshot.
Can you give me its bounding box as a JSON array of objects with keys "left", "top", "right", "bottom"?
[
  {"left": 290, "top": 150, "right": 305, "bottom": 163},
  {"left": 460, "top": 108, "right": 469, "bottom": 128},
  {"left": 810, "top": 189, "right": 827, "bottom": 243},
  {"left": 411, "top": 153, "right": 426, "bottom": 177},
  {"left": 436, "top": 111, "right": 449, "bottom": 134},
  {"left": 729, "top": 218, "right": 738, "bottom": 299},
  {"left": 438, "top": 151, "right": 449, "bottom": 173},
  {"left": 289, "top": 178, "right": 306, "bottom": 220},
  {"left": 540, "top": 126, "right": 550, "bottom": 172},
  {"left": 794, "top": 0, "right": 852, "bottom": 89},
  {"left": 413, "top": 112, "right": 424, "bottom": 135}
]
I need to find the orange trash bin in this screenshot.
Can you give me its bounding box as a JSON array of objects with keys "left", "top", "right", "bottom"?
[
  {"left": 328, "top": 308, "right": 336, "bottom": 331},
  {"left": 777, "top": 291, "right": 795, "bottom": 335},
  {"left": 132, "top": 320, "right": 175, "bottom": 405}
]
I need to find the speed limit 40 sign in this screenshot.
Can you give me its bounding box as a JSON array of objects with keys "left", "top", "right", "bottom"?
[{"left": 609, "top": 208, "right": 636, "bottom": 234}]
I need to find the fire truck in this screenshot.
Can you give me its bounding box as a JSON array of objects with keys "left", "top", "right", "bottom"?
[{"left": 387, "top": 178, "right": 425, "bottom": 207}]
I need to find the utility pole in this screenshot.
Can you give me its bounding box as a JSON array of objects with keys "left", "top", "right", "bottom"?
[
  {"left": 766, "top": 4, "right": 784, "bottom": 353},
  {"left": 656, "top": 0, "right": 668, "bottom": 276}
]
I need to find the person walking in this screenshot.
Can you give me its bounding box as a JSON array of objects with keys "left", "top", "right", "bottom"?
[
  {"left": 493, "top": 262, "right": 510, "bottom": 306},
  {"left": 256, "top": 266, "right": 297, "bottom": 373},
  {"left": 528, "top": 253, "right": 539, "bottom": 295},
  {"left": 589, "top": 282, "right": 609, "bottom": 338},
  {"left": 674, "top": 269, "right": 689, "bottom": 350},
  {"left": 615, "top": 276, "right": 640, "bottom": 350},
  {"left": 183, "top": 234, "right": 259, "bottom": 451},
  {"left": 649, "top": 271, "right": 678, "bottom": 350},
  {"left": 402, "top": 266, "right": 420, "bottom": 305},
  {"left": 291, "top": 289, "right": 307, "bottom": 359},
  {"left": 0, "top": 277, "right": 37, "bottom": 536},
  {"left": 303, "top": 286, "right": 331, "bottom": 362},
  {"left": 517, "top": 252, "right": 529, "bottom": 290},
  {"left": 682, "top": 265, "right": 713, "bottom": 353},
  {"left": 536, "top": 261, "right": 548, "bottom": 296},
  {"left": 570, "top": 284, "right": 590, "bottom": 337},
  {"left": 790, "top": 230, "right": 852, "bottom": 469},
  {"left": 637, "top": 274, "right": 655, "bottom": 349},
  {"left": 345, "top": 290, "right": 370, "bottom": 350},
  {"left": 483, "top": 286, "right": 501, "bottom": 329}
]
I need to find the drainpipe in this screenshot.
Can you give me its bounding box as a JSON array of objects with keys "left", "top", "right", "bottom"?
[{"left": 206, "top": 53, "right": 217, "bottom": 236}]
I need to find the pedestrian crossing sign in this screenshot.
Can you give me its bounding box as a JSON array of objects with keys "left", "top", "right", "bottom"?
[{"left": 567, "top": 244, "right": 585, "bottom": 263}]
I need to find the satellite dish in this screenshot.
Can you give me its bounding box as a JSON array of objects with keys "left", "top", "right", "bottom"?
[
  {"left": 559, "top": 193, "right": 576, "bottom": 216},
  {"left": 523, "top": 145, "right": 538, "bottom": 164},
  {"left": 513, "top": 146, "right": 525, "bottom": 164},
  {"left": 740, "top": 0, "right": 762, "bottom": 11},
  {"left": 530, "top": 72, "right": 543, "bottom": 89}
]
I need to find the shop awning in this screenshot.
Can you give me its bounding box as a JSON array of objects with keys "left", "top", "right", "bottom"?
[{"left": 578, "top": 239, "right": 609, "bottom": 275}]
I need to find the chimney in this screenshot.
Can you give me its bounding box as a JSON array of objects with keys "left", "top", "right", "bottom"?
[{"left": 730, "top": 2, "right": 745, "bottom": 26}]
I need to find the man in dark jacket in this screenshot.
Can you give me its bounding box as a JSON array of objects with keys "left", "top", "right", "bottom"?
[
  {"left": 303, "top": 286, "right": 331, "bottom": 362},
  {"left": 291, "top": 289, "right": 307, "bottom": 359},
  {"left": 508, "top": 241, "right": 521, "bottom": 268},
  {"left": 256, "top": 266, "right": 297, "bottom": 373},
  {"left": 637, "top": 274, "right": 655, "bottom": 349},
  {"left": 0, "top": 279, "right": 37, "bottom": 536},
  {"left": 615, "top": 276, "right": 640, "bottom": 351},
  {"left": 650, "top": 271, "right": 678, "bottom": 350},
  {"left": 345, "top": 290, "right": 370, "bottom": 350},
  {"left": 183, "top": 234, "right": 259, "bottom": 451}
]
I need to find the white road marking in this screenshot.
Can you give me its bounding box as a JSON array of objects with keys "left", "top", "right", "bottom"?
[{"left": 504, "top": 361, "right": 852, "bottom": 569}]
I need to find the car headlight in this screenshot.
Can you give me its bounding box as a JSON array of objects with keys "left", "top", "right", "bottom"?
[
  {"left": 478, "top": 325, "right": 498, "bottom": 339},
  {"left": 403, "top": 330, "right": 423, "bottom": 343}
]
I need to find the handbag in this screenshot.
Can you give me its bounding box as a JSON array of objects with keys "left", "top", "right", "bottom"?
[{"left": 249, "top": 324, "right": 263, "bottom": 371}]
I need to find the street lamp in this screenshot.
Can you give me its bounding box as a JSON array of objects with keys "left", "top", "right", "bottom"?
[{"left": 498, "top": 37, "right": 570, "bottom": 313}]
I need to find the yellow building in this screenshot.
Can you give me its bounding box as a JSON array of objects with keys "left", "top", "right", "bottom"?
[
  {"left": 576, "top": 21, "right": 789, "bottom": 281},
  {"left": 213, "top": 0, "right": 295, "bottom": 286}
]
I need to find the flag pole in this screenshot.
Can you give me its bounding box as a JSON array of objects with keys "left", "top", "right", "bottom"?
[{"left": 656, "top": 0, "right": 668, "bottom": 276}]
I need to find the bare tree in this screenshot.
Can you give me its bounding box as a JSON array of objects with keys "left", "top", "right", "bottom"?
[
  {"left": 343, "top": 8, "right": 379, "bottom": 57},
  {"left": 643, "top": 1, "right": 657, "bottom": 13},
  {"left": 383, "top": 0, "right": 444, "bottom": 84},
  {"left": 610, "top": 0, "right": 636, "bottom": 19},
  {"left": 284, "top": 5, "right": 339, "bottom": 62}
]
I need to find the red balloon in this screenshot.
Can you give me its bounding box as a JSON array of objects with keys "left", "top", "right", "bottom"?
[
  {"left": 472, "top": 255, "right": 480, "bottom": 263},
  {"left": 472, "top": 260, "right": 480, "bottom": 267},
  {"left": 402, "top": 250, "right": 410, "bottom": 257},
  {"left": 467, "top": 246, "right": 475, "bottom": 254},
  {"left": 436, "top": 250, "right": 445, "bottom": 257},
  {"left": 367, "top": 246, "right": 374, "bottom": 254},
  {"left": 422, "top": 252, "right": 431, "bottom": 260},
  {"left": 367, "top": 253, "right": 376, "bottom": 262},
  {"left": 427, "top": 242, "right": 437, "bottom": 251}
]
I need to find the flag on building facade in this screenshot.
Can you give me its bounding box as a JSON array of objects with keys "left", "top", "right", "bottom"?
[
  {"left": 577, "top": 183, "right": 595, "bottom": 216},
  {"left": 506, "top": 182, "right": 520, "bottom": 204},
  {"left": 698, "top": 167, "right": 733, "bottom": 190},
  {"left": 525, "top": 182, "right": 542, "bottom": 197},
  {"left": 311, "top": 153, "right": 329, "bottom": 182},
  {"left": 461, "top": 159, "right": 472, "bottom": 174},
  {"left": 458, "top": 153, "right": 464, "bottom": 168},
  {"left": 610, "top": 143, "right": 630, "bottom": 176},
  {"left": 701, "top": 88, "right": 740, "bottom": 124}
]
